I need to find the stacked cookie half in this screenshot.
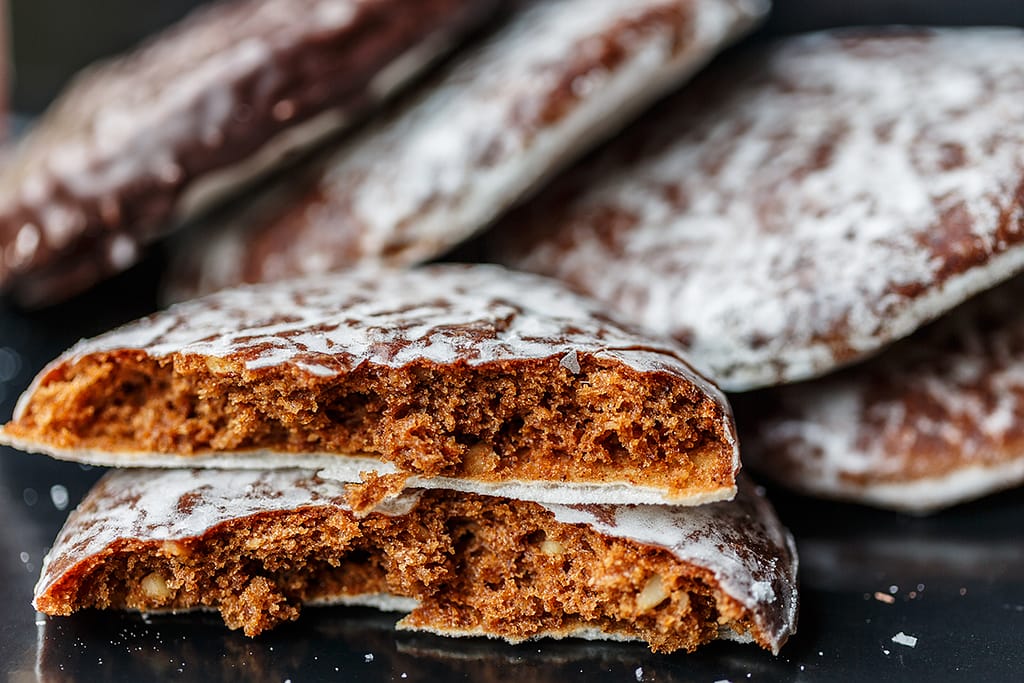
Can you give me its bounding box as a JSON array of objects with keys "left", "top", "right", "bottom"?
[{"left": 1, "top": 265, "right": 798, "bottom": 653}]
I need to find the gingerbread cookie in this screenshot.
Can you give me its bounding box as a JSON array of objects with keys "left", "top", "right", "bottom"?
[
  {"left": 163, "top": 0, "right": 768, "bottom": 301},
  {"left": 497, "top": 28, "right": 1024, "bottom": 390},
  {"left": 34, "top": 468, "right": 798, "bottom": 654},
  {"left": 0, "top": 0, "right": 496, "bottom": 306},
  {"left": 739, "top": 276, "right": 1024, "bottom": 513},
  {"left": 2, "top": 264, "right": 737, "bottom": 506}
]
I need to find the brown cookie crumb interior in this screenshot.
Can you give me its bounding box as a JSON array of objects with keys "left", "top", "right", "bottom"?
[
  {"left": 36, "top": 491, "right": 753, "bottom": 652},
  {"left": 8, "top": 350, "right": 731, "bottom": 496}
]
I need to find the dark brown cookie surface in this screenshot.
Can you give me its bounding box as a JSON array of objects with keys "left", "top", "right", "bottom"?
[{"left": 0, "top": 0, "right": 496, "bottom": 306}]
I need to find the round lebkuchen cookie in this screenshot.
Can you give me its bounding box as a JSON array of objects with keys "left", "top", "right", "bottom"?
[
  {"left": 33, "top": 468, "right": 798, "bottom": 654},
  {"left": 738, "top": 276, "right": 1024, "bottom": 514},
  {"left": 1, "top": 264, "right": 737, "bottom": 506},
  {"left": 496, "top": 28, "right": 1024, "bottom": 391},
  {"left": 0, "top": 0, "right": 497, "bottom": 307},
  {"left": 163, "top": 0, "right": 769, "bottom": 302}
]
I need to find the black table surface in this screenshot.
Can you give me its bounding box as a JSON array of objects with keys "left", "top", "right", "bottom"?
[{"left": 3, "top": 1, "right": 1024, "bottom": 681}]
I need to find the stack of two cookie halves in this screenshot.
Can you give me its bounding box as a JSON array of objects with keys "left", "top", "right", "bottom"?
[{"left": 0, "top": 265, "right": 798, "bottom": 654}]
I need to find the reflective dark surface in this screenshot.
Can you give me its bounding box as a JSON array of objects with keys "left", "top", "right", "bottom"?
[{"left": 4, "top": 1, "right": 1024, "bottom": 681}]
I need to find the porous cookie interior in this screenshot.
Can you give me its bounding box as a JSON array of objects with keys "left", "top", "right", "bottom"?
[
  {"left": 9, "top": 351, "right": 731, "bottom": 495},
  {"left": 37, "top": 491, "right": 754, "bottom": 653}
]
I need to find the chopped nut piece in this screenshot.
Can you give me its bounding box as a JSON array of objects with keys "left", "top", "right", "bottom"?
[
  {"left": 161, "top": 541, "right": 189, "bottom": 557},
  {"left": 463, "top": 443, "right": 500, "bottom": 475},
  {"left": 141, "top": 572, "right": 172, "bottom": 601},
  {"left": 205, "top": 357, "right": 235, "bottom": 375},
  {"left": 637, "top": 574, "right": 669, "bottom": 612},
  {"left": 540, "top": 540, "right": 565, "bottom": 556}
]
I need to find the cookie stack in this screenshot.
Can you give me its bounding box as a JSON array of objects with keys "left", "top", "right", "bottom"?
[
  {"left": 0, "top": 0, "right": 802, "bottom": 656},
  {"left": 2, "top": 265, "right": 798, "bottom": 653}
]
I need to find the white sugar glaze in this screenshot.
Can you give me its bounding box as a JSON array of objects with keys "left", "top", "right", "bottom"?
[
  {"left": 505, "top": 28, "right": 1024, "bottom": 390},
  {"left": 17, "top": 264, "right": 725, "bottom": 413},
  {"left": 170, "top": 0, "right": 768, "bottom": 298},
  {"left": 744, "top": 276, "right": 1024, "bottom": 512}
]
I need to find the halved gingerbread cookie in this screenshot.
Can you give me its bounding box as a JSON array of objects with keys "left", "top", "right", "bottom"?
[
  {"left": 163, "top": 0, "right": 768, "bottom": 301},
  {"left": 738, "top": 277, "right": 1024, "bottom": 513},
  {"left": 34, "top": 468, "right": 798, "bottom": 654},
  {"left": 2, "top": 264, "right": 737, "bottom": 505},
  {"left": 497, "top": 28, "right": 1024, "bottom": 391},
  {"left": 0, "top": 0, "right": 497, "bottom": 307}
]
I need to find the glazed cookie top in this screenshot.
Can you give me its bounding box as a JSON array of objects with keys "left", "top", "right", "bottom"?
[
  {"left": 0, "top": 0, "right": 494, "bottom": 306},
  {"left": 36, "top": 468, "right": 797, "bottom": 653},
  {"left": 499, "top": 28, "right": 1024, "bottom": 391},
  {"left": 165, "top": 0, "right": 768, "bottom": 300},
  {"left": 21, "top": 264, "right": 723, "bottom": 398},
  {"left": 740, "top": 276, "right": 1024, "bottom": 513}
]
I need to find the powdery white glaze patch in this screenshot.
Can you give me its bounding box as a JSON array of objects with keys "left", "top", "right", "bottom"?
[
  {"left": 542, "top": 478, "right": 798, "bottom": 654},
  {"left": 501, "top": 28, "right": 1024, "bottom": 391},
  {"left": 166, "top": 0, "right": 768, "bottom": 300},
  {"left": 35, "top": 468, "right": 795, "bottom": 653},
  {"left": 741, "top": 276, "right": 1024, "bottom": 513}
]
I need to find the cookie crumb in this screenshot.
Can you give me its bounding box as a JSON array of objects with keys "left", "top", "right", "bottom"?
[
  {"left": 892, "top": 632, "right": 917, "bottom": 648},
  {"left": 874, "top": 592, "right": 895, "bottom": 604}
]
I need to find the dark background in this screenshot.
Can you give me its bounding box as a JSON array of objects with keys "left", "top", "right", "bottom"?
[{"left": 3, "top": 1, "right": 1024, "bottom": 681}]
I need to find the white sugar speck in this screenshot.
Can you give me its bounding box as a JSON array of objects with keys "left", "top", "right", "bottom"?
[
  {"left": 19, "top": 552, "right": 29, "bottom": 563},
  {"left": 635, "top": 666, "right": 644, "bottom": 681},
  {"left": 364, "top": 653, "right": 374, "bottom": 663},
  {"left": 50, "top": 484, "right": 70, "bottom": 511},
  {"left": 892, "top": 632, "right": 918, "bottom": 648}
]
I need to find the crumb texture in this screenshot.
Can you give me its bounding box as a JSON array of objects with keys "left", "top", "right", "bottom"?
[{"left": 35, "top": 469, "right": 797, "bottom": 653}]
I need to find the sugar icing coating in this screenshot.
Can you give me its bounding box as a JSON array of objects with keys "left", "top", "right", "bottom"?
[
  {"left": 165, "top": 0, "right": 768, "bottom": 300},
  {"left": 0, "top": 0, "right": 494, "bottom": 305},
  {"left": 35, "top": 468, "right": 796, "bottom": 653},
  {"left": 500, "top": 28, "right": 1024, "bottom": 391},
  {"left": 741, "top": 276, "right": 1024, "bottom": 513},
  {"left": 18, "top": 264, "right": 725, "bottom": 412}
]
